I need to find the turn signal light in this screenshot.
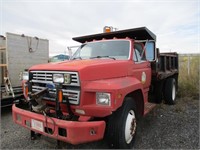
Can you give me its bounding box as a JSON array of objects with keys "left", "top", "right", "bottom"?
[
  {"left": 25, "top": 86, "right": 28, "bottom": 95},
  {"left": 58, "top": 90, "right": 63, "bottom": 103},
  {"left": 24, "top": 84, "right": 28, "bottom": 98}
]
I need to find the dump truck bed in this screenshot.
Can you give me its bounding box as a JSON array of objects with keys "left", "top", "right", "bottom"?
[{"left": 151, "top": 52, "right": 179, "bottom": 81}]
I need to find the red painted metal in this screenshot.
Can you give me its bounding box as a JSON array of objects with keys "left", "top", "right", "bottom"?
[
  {"left": 25, "top": 39, "right": 149, "bottom": 117},
  {"left": 12, "top": 104, "right": 106, "bottom": 145}
]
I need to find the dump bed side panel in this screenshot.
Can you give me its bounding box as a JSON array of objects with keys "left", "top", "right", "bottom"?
[{"left": 151, "top": 52, "right": 179, "bottom": 81}]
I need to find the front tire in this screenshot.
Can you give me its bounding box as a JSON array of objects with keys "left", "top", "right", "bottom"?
[
  {"left": 106, "top": 97, "right": 137, "bottom": 149},
  {"left": 164, "top": 78, "right": 177, "bottom": 105}
]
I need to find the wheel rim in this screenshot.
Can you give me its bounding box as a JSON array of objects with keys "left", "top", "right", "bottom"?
[
  {"left": 172, "top": 82, "right": 176, "bottom": 101},
  {"left": 125, "top": 109, "right": 136, "bottom": 144}
]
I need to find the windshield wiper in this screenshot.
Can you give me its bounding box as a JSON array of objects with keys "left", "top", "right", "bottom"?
[
  {"left": 90, "top": 56, "right": 116, "bottom": 60},
  {"left": 72, "top": 57, "right": 82, "bottom": 60}
]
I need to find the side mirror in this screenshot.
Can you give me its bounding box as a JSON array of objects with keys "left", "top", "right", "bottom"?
[{"left": 146, "top": 41, "right": 155, "bottom": 61}]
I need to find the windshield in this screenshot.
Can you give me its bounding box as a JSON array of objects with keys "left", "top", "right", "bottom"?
[{"left": 71, "top": 40, "right": 130, "bottom": 60}]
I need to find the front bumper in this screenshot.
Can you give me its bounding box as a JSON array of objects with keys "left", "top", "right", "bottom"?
[{"left": 12, "top": 104, "right": 106, "bottom": 145}]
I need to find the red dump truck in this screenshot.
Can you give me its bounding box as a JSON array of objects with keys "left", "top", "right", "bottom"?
[{"left": 12, "top": 27, "right": 179, "bottom": 149}]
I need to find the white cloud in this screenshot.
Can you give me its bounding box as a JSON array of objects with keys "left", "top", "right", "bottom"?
[{"left": 1, "top": 0, "right": 199, "bottom": 54}]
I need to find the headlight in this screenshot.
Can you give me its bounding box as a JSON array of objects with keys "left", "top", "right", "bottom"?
[
  {"left": 22, "top": 71, "right": 29, "bottom": 81},
  {"left": 53, "top": 74, "right": 64, "bottom": 83},
  {"left": 96, "top": 92, "right": 111, "bottom": 106}
]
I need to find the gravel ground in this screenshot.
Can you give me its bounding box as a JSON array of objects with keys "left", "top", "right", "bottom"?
[{"left": 1, "top": 97, "right": 199, "bottom": 149}]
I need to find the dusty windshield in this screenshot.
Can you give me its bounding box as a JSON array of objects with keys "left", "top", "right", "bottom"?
[{"left": 72, "top": 40, "right": 130, "bottom": 60}]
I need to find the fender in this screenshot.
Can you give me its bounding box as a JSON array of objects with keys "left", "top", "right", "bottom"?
[{"left": 82, "top": 76, "right": 144, "bottom": 111}]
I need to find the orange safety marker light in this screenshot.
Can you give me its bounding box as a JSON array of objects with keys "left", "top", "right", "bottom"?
[
  {"left": 58, "top": 90, "right": 63, "bottom": 103},
  {"left": 25, "top": 86, "right": 28, "bottom": 96},
  {"left": 103, "top": 26, "right": 113, "bottom": 33}
]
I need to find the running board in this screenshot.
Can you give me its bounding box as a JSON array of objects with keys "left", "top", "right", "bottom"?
[{"left": 144, "top": 102, "right": 157, "bottom": 116}]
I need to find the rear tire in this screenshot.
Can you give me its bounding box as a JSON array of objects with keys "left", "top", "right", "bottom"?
[
  {"left": 106, "top": 97, "right": 137, "bottom": 149},
  {"left": 164, "top": 78, "right": 177, "bottom": 105}
]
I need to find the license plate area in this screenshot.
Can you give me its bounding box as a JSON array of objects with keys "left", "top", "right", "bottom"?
[{"left": 31, "top": 119, "right": 44, "bottom": 132}]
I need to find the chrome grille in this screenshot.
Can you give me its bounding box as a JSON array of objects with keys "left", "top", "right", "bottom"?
[
  {"left": 30, "top": 71, "right": 80, "bottom": 105},
  {"left": 31, "top": 71, "right": 80, "bottom": 86},
  {"left": 32, "top": 86, "right": 80, "bottom": 105}
]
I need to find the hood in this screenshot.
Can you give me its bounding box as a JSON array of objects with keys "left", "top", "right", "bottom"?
[{"left": 30, "top": 59, "right": 131, "bottom": 81}]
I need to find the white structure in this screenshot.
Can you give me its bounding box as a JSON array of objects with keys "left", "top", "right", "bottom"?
[{"left": 0, "top": 32, "right": 49, "bottom": 102}]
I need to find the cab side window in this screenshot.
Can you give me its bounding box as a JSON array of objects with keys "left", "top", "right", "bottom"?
[{"left": 133, "top": 43, "right": 146, "bottom": 62}]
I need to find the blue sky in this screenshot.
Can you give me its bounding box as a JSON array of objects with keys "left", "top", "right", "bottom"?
[{"left": 1, "top": 0, "right": 199, "bottom": 55}]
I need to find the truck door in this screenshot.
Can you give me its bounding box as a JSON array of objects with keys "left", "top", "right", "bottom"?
[{"left": 131, "top": 42, "right": 151, "bottom": 102}]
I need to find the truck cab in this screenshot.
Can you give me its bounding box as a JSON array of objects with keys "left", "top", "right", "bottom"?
[{"left": 12, "top": 27, "right": 178, "bottom": 149}]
